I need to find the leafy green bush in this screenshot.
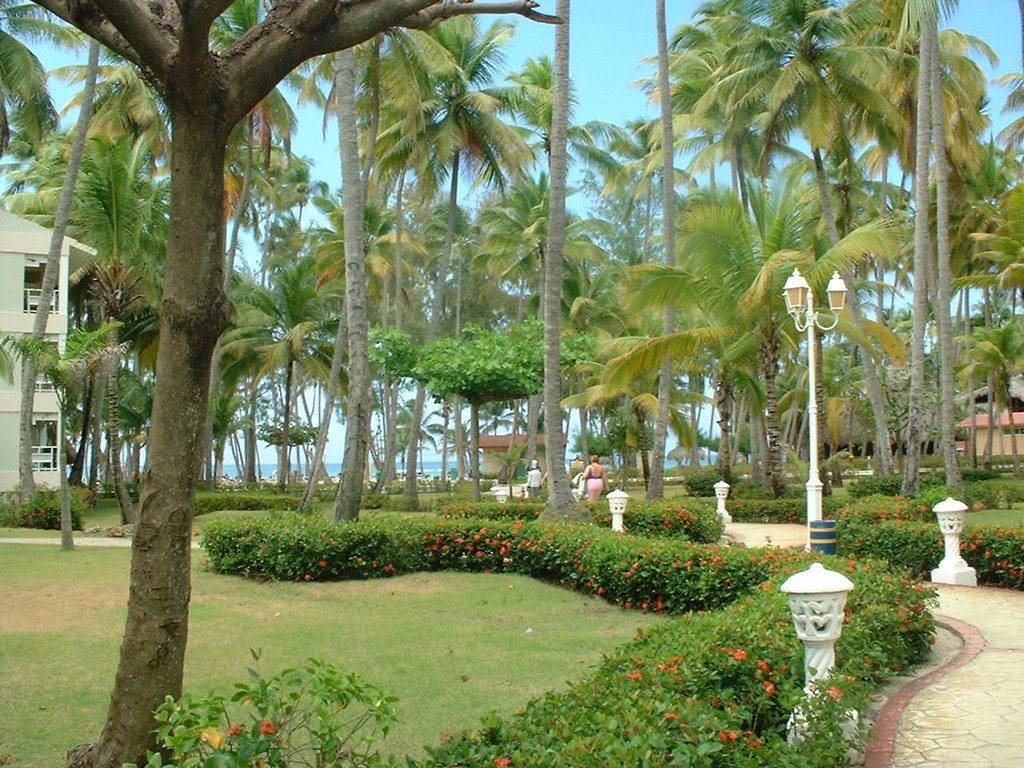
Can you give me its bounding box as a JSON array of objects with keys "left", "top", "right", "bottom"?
[
  {"left": 193, "top": 492, "right": 300, "bottom": 516},
  {"left": 437, "top": 500, "right": 545, "bottom": 521},
  {"left": 130, "top": 653, "right": 398, "bottom": 768},
  {"left": 684, "top": 472, "right": 720, "bottom": 497},
  {"left": 835, "top": 493, "right": 1024, "bottom": 589},
  {"left": 12, "top": 489, "right": 83, "bottom": 531},
  {"left": 594, "top": 500, "right": 724, "bottom": 543},
  {"left": 847, "top": 475, "right": 903, "bottom": 498},
  {"left": 960, "top": 467, "right": 1002, "bottom": 483}
]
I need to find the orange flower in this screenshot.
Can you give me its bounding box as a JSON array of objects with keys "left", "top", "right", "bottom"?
[
  {"left": 731, "top": 649, "right": 747, "bottom": 661},
  {"left": 493, "top": 759, "right": 513, "bottom": 768},
  {"left": 756, "top": 659, "right": 770, "bottom": 673},
  {"left": 763, "top": 681, "right": 776, "bottom": 695},
  {"left": 259, "top": 720, "right": 277, "bottom": 735},
  {"left": 318, "top": 560, "right": 328, "bottom": 568},
  {"left": 227, "top": 723, "right": 244, "bottom": 737}
]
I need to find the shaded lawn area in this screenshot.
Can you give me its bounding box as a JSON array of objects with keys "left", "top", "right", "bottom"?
[{"left": 0, "top": 543, "right": 662, "bottom": 767}]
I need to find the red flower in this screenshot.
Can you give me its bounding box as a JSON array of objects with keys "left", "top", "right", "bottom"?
[
  {"left": 304, "top": 574, "right": 313, "bottom": 581},
  {"left": 763, "top": 681, "right": 776, "bottom": 695},
  {"left": 493, "top": 759, "right": 513, "bottom": 768},
  {"left": 259, "top": 720, "right": 277, "bottom": 735},
  {"left": 731, "top": 649, "right": 747, "bottom": 661},
  {"left": 318, "top": 560, "right": 328, "bottom": 568},
  {"left": 227, "top": 724, "right": 244, "bottom": 737}
]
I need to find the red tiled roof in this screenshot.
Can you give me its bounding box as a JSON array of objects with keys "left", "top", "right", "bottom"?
[{"left": 955, "top": 411, "right": 1024, "bottom": 429}]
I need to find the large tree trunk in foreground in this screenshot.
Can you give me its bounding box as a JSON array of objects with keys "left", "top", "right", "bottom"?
[{"left": 69, "top": 114, "right": 231, "bottom": 768}]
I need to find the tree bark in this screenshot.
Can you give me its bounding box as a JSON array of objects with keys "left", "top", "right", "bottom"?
[
  {"left": 648, "top": 0, "right": 675, "bottom": 500},
  {"left": 928, "top": 13, "right": 962, "bottom": 490},
  {"left": 334, "top": 47, "right": 371, "bottom": 522},
  {"left": 540, "top": 0, "right": 580, "bottom": 519},
  {"left": 71, "top": 111, "right": 231, "bottom": 768},
  {"left": 903, "top": 17, "right": 935, "bottom": 497}
]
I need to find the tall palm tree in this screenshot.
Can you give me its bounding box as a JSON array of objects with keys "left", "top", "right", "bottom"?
[
  {"left": 403, "top": 16, "right": 533, "bottom": 502},
  {"left": 222, "top": 255, "right": 336, "bottom": 495},
  {"left": 648, "top": 0, "right": 677, "bottom": 500},
  {"left": 73, "top": 134, "right": 167, "bottom": 523},
  {"left": 541, "top": 0, "right": 578, "bottom": 517},
  {"left": 959, "top": 321, "right": 1024, "bottom": 478},
  {"left": 0, "top": 0, "right": 70, "bottom": 158},
  {"left": 17, "top": 39, "right": 99, "bottom": 503}
]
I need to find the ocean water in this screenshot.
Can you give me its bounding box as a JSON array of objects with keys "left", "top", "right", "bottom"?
[{"left": 223, "top": 459, "right": 447, "bottom": 480}]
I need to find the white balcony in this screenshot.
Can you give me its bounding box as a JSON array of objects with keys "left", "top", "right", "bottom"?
[
  {"left": 32, "top": 445, "right": 58, "bottom": 471},
  {"left": 24, "top": 288, "right": 60, "bottom": 314}
]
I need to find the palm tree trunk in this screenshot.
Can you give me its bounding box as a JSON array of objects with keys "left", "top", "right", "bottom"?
[
  {"left": 334, "top": 47, "right": 371, "bottom": 522},
  {"left": 540, "top": 0, "right": 580, "bottom": 518},
  {"left": 928, "top": 13, "right": 962, "bottom": 489},
  {"left": 19, "top": 40, "right": 100, "bottom": 503},
  {"left": 715, "top": 377, "right": 733, "bottom": 485},
  {"left": 276, "top": 360, "right": 294, "bottom": 494},
  {"left": 903, "top": 16, "right": 935, "bottom": 497},
  {"left": 406, "top": 153, "right": 459, "bottom": 501},
  {"left": 470, "top": 400, "right": 482, "bottom": 501},
  {"left": 648, "top": 0, "right": 675, "bottom": 500}
]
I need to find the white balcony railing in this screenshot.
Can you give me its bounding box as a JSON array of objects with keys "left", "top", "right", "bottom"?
[
  {"left": 24, "top": 288, "right": 60, "bottom": 314},
  {"left": 32, "top": 446, "right": 58, "bottom": 471},
  {"left": 35, "top": 377, "right": 55, "bottom": 393}
]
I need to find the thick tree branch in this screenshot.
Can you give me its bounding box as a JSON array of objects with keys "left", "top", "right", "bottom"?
[
  {"left": 401, "top": 1, "right": 559, "bottom": 29},
  {"left": 221, "top": 0, "right": 558, "bottom": 125},
  {"left": 31, "top": 0, "right": 143, "bottom": 66}
]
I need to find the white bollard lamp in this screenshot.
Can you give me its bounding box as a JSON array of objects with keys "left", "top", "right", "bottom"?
[
  {"left": 780, "top": 562, "right": 855, "bottom": 694},
  {"left": 780, "top": 562, "right": 857, "bottom": 746},
  {"left": 493, "top": 485, "right": 509, "bottom": 504},
  {"left": 607, "top": 488, "right": 629, "bottom": 533},
  {"left": 713, "top": 480, "right": 732, "bottom": 525},
  {"left": 931, "top": 497, "right": 976, "bottom": 586}
]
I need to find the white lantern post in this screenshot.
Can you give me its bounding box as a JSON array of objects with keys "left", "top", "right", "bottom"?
[
  {"left": 783, "top": 269, "right": 847, "bottom": 550},
  {"left": 607, "top": 488, "right": 629, "bottom": 533},
  {"left": 492, "top": 485, "right": 509, "bottom": 504},
  {"left": 780, "top": 562, "right": 857, "bottom": 744},
  {"left": 931, "top": 497, "right": 977, "bottom": 586},
  {"left": 713, "top": 480, "right": 732, "bottom": 525}
]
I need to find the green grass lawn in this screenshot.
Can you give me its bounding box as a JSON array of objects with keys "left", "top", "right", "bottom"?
[{"left": 0, "top": 543, "right": 662, "bottom": 767}]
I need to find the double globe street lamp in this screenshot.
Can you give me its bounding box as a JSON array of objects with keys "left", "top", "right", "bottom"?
[{"left": 783, "top": 268, "right": 847, "bottom": 550}]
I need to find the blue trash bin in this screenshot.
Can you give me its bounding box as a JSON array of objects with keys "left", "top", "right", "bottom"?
[{"left": 809, "top": 519, "right": 837, "bottom": 554}]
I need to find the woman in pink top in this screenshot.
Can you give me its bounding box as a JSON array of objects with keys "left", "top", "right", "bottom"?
[{"left": 581, "top": 455, "right": 606, "bottom": 502}]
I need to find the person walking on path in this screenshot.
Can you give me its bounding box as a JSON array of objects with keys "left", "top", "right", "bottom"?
[
  {"left": 581, "top": 455, "right": 607, "bottom": 502},
  {"left": 526, "top": 459, "right": 545, "bottom": 499}
]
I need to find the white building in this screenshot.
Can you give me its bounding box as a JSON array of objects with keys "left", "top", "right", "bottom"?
[{"left": 0, "top": 210, "right": 92, "bottom": 491}]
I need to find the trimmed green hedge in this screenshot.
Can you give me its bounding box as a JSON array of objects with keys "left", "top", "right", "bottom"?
[
  {"left": 835, "top": 494, "right": 1024, "bottom": 590},
  {"left": 438, "top": 499, "right": 725, "bottom": 544},
  {"left": 193, "top": 492, "right": 300, "bottom": 516}
]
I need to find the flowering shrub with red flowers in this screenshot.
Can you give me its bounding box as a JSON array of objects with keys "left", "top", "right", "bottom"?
[
  {"left": 416, "top": 561, "right": 932, "bottom": 768},
  {"left": 203, "top": 515, "right": 936, "bottom": 765},
  {"left": 127, "top": 652, "right": 399, "bottom": 768},
  {"left": 9, "top": 489, "right": 83, "bottom": 531},
  {"left": 836, "top": 494, "right": 1024, "bottom": 591}
]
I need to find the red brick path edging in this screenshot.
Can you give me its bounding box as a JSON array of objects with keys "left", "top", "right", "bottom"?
[{"left": 863, "top": 614, "right": 986, "bottom": 768}]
